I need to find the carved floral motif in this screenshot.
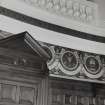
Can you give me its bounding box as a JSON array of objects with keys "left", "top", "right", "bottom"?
[{"left": 20, "top": 0, "right": 98, "bottom": 24}]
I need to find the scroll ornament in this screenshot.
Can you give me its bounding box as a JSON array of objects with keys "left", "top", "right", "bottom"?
[{"left": 42, "top": 43, "right": 105, "bottom": 82}]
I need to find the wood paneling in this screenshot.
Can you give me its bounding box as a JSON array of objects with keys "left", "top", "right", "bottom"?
[
  {"left": 49, "top": 78, "right": 105, "bottom": 105},
  {"left": 0, "top": 81, "right": 38, "bottom": 105},
  {"left": 1, "top": 84, "right": 17, "bottom": 102},
  {"left": 20, "top": 86, "right": 36, "bottom": 105}
]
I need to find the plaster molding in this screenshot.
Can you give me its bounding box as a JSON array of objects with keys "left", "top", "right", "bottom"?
[
  {"left": 0, "top": 0, "right": 103, "bottom": 37},
  {"left": 0, "top": 15, "right": 105, "bottom": 55},
  {"left": 44, "top": 43, "right": 105, "bottom": 83},
  {"left": 19, "top": 0, "right": 98, "bottom": 24}
]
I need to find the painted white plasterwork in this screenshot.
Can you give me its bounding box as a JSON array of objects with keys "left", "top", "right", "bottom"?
[
  {"left": 0, "top": 0, "right": 98, "bottom": 24},
  {"left": 1, "top": 0, "right": 105, "bottom": 38},
  {"left": 0, "top": 15, "right": 105, "bottom": 55},
  {"left": 20, "top": 0, "right": 98, "bottom": 23}
]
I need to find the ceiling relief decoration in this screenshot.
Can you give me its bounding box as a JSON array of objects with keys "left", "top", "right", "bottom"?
[
  {"left": 20, "top": 0, "right": 98, "bottom": 24},
  {"left": 41, "top": 42, "right": 105, "bottom": 84}
]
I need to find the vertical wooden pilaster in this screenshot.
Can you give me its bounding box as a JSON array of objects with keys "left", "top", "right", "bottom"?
[{"left": 37, "top": 77, "right": 49, "bottom": 105}]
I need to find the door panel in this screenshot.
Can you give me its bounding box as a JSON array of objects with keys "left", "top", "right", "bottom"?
[{"left": 0, "top": 80, "right": 38, "bottom": 105}]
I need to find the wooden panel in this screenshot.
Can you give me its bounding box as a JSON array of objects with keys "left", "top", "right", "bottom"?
[
  {"left": 19, "top": 86, "right": 35, "bottom": 105},
  {"left": 49, "top": 79, "right": 105, "bottom": 105},
  {"left": 50, "top": 90, "right": 105, "bottom": 105},
  {"left": 0, "top": 47, "right": 44, "bottom": 70},
  {"left": 0, "top": 80, "right": 39, "bottom": 105},
  {"left": 1, "top": 84, "right": 17, "bottom": 102}
]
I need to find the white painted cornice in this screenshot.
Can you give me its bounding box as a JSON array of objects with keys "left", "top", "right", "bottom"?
[
  {"left": 0, "top": 15, "right": 105, "bottom": 56},
  {"left": 1, "top": 0, "right": 105, "bottom": 37}
]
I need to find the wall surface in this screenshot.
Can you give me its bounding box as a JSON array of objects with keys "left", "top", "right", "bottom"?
[{"left": 95, "top": 0, "right": 105, "bottom": 27}]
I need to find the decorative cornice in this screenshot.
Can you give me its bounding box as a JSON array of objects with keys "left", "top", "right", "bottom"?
[{"left": 20, "top": 0, "right": 98, "bottom": 24}]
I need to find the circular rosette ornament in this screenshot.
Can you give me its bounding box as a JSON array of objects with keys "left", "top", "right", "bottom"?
[
  {"left": 83, "top": 54, "right": 104, "bottom": 79},
  {"left": 58, "top": 51, "right": 81, "bottom": 75}
]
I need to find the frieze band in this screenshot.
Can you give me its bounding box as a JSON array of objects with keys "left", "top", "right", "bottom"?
[{"left": 41, "top": 42, "right": 105, "bottom": 83}]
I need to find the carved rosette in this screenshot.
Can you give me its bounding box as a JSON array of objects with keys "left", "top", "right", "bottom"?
[
  {"left": 82, "top": 54, "right": 104, "bottom": 79},
  {"left": 42, "top": 43, "right": 105, "bottom": 83},
  {"left": 58, "top": 51, "right": 82, "bottom": 75}
]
